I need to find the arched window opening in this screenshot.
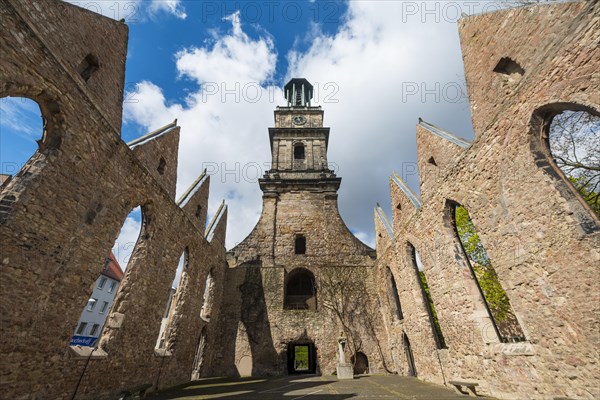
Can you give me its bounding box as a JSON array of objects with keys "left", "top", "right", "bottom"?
[
  {"left": 235, "top": 321, "right": 253, "bottom": 377},
  {"left": 195, "top": 204, "right": 202, "bottom": 218},
  {"left": 191, "top": 327, "right": 208, "bottom": 380},
  {"left": 351, "top": 352, "right": 369, "bottom": 375},
  {"left": 547, "top": 110, "right": 599, "bottom": 217},
  {"left": 294, "top": 143, "right": 305, "bottom": 160},
  {"left": 200, "top": 270, "right": 215, "bottom": 322},
  {"left": 78, "top": 54, "right": 99, "bottom": 82},
  {"left": 157, "top": 157, "right": 167, "bottom": 175},
  {"left": 156, "top": 250, "right": 188, "bottom": 350},
  {"left": 71, "top": 208, "right": 143, "bottom": 349},
  {"left": 70, "top": 206, "right": 143, "bottom": 349},
  {"left": 403, "top": 332, "right": 417, "bottom": 377},
  {"left": 284, "top": 268, "right": 316, "bottom": 310},
  {"left": 295, "top": 234, "right": 306, "bottom": 254},
  {"left": 452, "top": 204, "right": 526, "bottom": 343},
  {"left": 0, "top": 97, "right": 44, "bottom": 191},
  {"left": 386, "top": 267, "right": 403, "bottom": 321},
  {"left": 408, "top": 244, "right": 447, "bottom": 349},
  {"left": 493, "top": 57, "right": 524, "bottom": 81}
]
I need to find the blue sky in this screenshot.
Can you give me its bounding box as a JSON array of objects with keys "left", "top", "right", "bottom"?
[{"left": 3, "top": 0, "right": 540, "bottom": 261}]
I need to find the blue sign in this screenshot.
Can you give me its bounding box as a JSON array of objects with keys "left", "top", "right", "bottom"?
[{"left": 70, "top": 335, "right": 98, "bottom": 347}]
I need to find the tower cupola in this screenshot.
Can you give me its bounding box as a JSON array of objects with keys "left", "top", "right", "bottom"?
[{"left": 284, "top": 78, "right": 313, "bottom": 107}]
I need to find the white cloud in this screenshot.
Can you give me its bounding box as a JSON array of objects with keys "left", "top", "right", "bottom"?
[
  {"left": 148, "top": 0, "right": 187, "bottom": 20},
  {"left": 0, "top": 97, "right": 43, "bottom": 137},
  {"left": 286, "top": 1, "right": 475, "bottom": 245},
  {"left": 125, "top": 13, "right": 279, "bottom": 248},
  {"left": 125, "top": 3, "right": 475, "bottom": 249}
]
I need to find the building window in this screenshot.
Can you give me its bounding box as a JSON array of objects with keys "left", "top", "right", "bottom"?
[
  {"left": 295, "top": 235, "right": 306, "bottom": 254},
  {"left": 89, "top": 324, "right": 100, "bottom": 337},
  {"left": 386, "top": 267, "right": 403, "bottom": 321},
  {"left": 86, "top": 298, "right": 97, "bottom": 311},
  {"left": 493, "top": 57, "right": 524, "bottom": 81},
  {"left": 285, "top": 268, "right": 316, "bottom": 310},
  {"left": 408, "top": 244, "right": 447, "bottom": 349},
  {"left": 76, "top": 322, "right": 88, "bottom": 335},
  {"left": 157, "top": 157, "right": 166, "bottom": 175},
  {"left": 107, "top": 280, "right": 117, "bottom": 294},
  {"left": 200, "top": 271, "right": 215, "bottom": 322},
  {"left": 77, "top": 54, "right": 99, "bottom": 82},
  {"left": 547, "top": 109, "right": 600, "bottom": 218},
  {"left": 99, "top": 301, "right": 109, "bottom": 314},
  {"left": 97, "top": 276, "right": 107, "bottom": 289},
  {"left": 294, "top": 144, "right": 305, "bottom": 160},
  {"left": 451, "top": 203, "right": 526, "bottom": 343}
]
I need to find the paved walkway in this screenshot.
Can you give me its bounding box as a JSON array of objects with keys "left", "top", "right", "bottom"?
[{"left": 149, "top": 375, "right": 481, "bottom": 399}]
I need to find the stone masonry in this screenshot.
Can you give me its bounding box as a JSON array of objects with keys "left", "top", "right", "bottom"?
[
  {"left": 374, "top": 2, "right": 599, "bottom": 399},
  {"left": 209, "top": 80, "right": 392, "bottom": 377},
  {"left": 0, "top": 1, "right": 598, "bottom": 399},
  {"left": 0, "top": 1, "right": 228, "bottom": 399}
]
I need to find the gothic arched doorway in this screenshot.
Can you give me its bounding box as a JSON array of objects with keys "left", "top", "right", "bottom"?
[{"left": 352, "top": 352, "right": 369, "bottom": 375}]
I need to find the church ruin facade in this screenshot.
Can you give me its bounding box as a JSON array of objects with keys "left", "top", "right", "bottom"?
[{"left": 0, "top": 0, "right": 598, "bottom": 399}]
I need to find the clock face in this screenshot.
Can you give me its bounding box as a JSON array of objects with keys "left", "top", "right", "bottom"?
[{"left": 292, "top": 115, "right": 307, "bottom": 125}]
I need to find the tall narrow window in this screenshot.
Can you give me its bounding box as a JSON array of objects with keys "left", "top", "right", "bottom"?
[
  {"left": 294, "top": 143, "right": 305, "bottom": 160},
  {"left": 156, "top": 250, "right": 188, "bottom": 350},
  {"left": 200, "top": 270, "right": 215, "bottom": 322},
  {"left": 69, "top": 207, "right": 140, "bottom": 348},
  {"left": 452, "top": 204, "right": 526, "bottom": 343},
  {"left": 157, "top": 157, "right": 166, "bottom": 175},
  {"left": 295, "top": 235, "right": 306, "bottom": 254},
  {"left": 97, "top": 276, "right": 107, "bottom": 289},
  {"left": 86, "top": 298, "right": 97, "bottom": 311},
  {"left": 191, "top": 327, "right": 208, "bottom": 380},
  {"left": 386, "top": 267, "right": 403, "bottom": 320},
  {"left": 409, "top": 244, "right": 446, "bottom": 349},
  {"left": 89, "top": 324, "right": 100, "bottom": 337},
  {"left": 76, "top": 322, "right": 87, "bottom": 335}
]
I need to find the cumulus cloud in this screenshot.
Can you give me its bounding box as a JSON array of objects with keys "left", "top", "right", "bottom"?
[
  {"left": 286, "top": 1, "right": 475, "bottom": 245},
  {"left": 148, "top": 0, "right": 187, "bottom": 20},
  {"left": 125, "top": 13, "right": 280, "bottom": 248},
  {"left": 125, "top": 3, "right": 476, "bottom": 249}
]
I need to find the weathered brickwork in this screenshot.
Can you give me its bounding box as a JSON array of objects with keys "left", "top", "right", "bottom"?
[
  {"left": 0, "top": 1, "right": 227, "bottom": 399},
  {"left": 375, "top": 2, "right": 599, "bottom": 399}
]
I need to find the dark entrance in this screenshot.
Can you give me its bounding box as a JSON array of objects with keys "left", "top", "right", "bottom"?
[
  {"left": 403, "top": 332, "right": 417, "bottom": 377},
  {"left": 287, "top": 342, "right": 316, "bottom": 374},
  {"left": 351, "top": 352, "right": 369, "bottom": 375}
]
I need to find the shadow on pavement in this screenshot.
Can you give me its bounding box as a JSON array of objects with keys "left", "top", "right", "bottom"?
[{"left": 149, "top": 375, "right": 355, "bottom": 399}]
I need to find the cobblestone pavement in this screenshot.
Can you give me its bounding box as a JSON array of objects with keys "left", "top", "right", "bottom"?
[{"left": 149, "top": 375, "right": 485, "bottom": 399}]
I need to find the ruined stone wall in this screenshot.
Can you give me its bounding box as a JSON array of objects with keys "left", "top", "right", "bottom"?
[
  {"left": 213, "top": 190, "right": 394, "bottom": 377},
  {"left": 375, "top": 2, "right": 599, "bottom": 399},
  {"left": 0, "top": 1, "right": 228, "bottom": 398}
]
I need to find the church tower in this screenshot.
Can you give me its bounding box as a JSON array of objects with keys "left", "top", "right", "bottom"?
[
  {"left": 260, "top": 78, "right": 340, "bottom": 195},
  {"left": 214, "top": 79, "right": 387, "bottom": 378}
]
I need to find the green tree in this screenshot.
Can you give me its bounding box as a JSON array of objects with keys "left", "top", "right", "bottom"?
[
  {"left": 418, "top": 271, "right": 446, "bottom": 349},
  {"left": 455, "top": 206, "right": 524, "bottom": 341},
  {"left": 548, "top": 110, "right": 600, "bottom": 217}
]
